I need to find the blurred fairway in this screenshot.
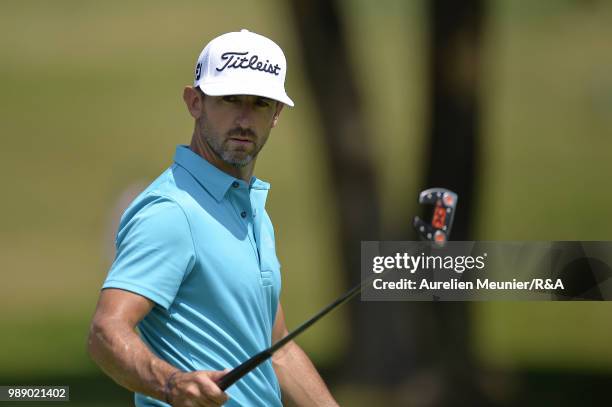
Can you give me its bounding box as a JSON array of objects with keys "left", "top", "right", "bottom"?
[{"left": 1, "top": 0, "right": 612, "bottom": 404}]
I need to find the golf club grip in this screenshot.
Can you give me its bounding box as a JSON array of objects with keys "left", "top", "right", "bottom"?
[{"left": 218, "top": 350, "right": 272, "bottom": 391}]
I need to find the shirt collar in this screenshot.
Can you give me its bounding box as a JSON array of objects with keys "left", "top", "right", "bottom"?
[{"left": 173, "top": 145, "right": 270, "bottom": 202}]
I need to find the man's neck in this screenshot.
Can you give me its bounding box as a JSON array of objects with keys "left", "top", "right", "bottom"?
[{"left": 189, "top": 136, "right": 254, "bottom": 182}]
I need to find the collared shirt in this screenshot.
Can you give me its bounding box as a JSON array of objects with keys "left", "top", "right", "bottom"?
[{"left": 103, "top": 145, "right": 282, "bottom": 406}]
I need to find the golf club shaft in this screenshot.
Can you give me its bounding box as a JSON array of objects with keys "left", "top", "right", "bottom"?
[
  {"left": 218, "top": 280, "right": 365, "bottom": 390},
  {"left": 221, "top": 189, "right": 457, "bottom": 391}
]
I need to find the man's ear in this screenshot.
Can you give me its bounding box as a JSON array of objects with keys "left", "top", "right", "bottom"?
[
  {"left": 272, "top": 103, "right": 285, "bottom": 128},
  {"left": 183, "top": 86, "right": 203, "bottom": 119}
]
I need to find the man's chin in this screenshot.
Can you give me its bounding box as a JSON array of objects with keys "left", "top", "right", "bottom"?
[{"left": 222, "top": 154, "right": 254, "bottom": 168}]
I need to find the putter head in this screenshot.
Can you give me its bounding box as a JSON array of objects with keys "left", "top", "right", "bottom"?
[{"left": 413, "top": 188, "right": 458, "bottom": 246}]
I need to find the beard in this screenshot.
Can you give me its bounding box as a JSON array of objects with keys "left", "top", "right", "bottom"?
[{"left": 200, "top": 120, "right": 268, "bottom": 168}]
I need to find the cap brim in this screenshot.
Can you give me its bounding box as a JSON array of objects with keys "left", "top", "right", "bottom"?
[{"left": 200, "top": 82, "right": 294, "bottom": 107}]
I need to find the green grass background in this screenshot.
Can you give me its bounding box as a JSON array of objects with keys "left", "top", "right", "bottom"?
[{"left": 1, "top": 0, "right": 612, "bottom": 404}]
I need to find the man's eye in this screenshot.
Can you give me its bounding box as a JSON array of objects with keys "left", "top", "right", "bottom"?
[
  {"left": 222, "top": 96, "right": 238, "bottom": 103},
  {"left": 256, "top": 98, "right": 271, "bottom": 107}
]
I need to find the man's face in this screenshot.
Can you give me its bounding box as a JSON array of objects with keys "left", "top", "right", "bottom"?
[{"left": 197, "top": 92, "right": 281, "bottom": 168}]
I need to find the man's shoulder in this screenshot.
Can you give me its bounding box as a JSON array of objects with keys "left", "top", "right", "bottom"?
[
  {"left": 142, "top": 165, "right": 185, "bottom": 201},
  {"left": 132, "top": 163, "right": 205, "bottom": 206},
  {"left": 117, "top": 162, "right": 235, "bottom": 239},
  {"left": 118, "top": 194, "right": 189, "bottom": 237},
  {"left": 118, "top": 167, "right": 191, "bottom": 229}
]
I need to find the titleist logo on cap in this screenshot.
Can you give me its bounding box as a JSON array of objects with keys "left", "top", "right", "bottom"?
[
  {"left": 193, "top": 30, "right": 294, "bottom": 106},
  {"left": 216, "top": 51, "right": 281, "bottom": 76}
]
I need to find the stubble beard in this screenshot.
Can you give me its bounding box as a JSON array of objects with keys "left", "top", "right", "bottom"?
[{"left": 199, "top": 118, "right": 267, "bottom": 168}]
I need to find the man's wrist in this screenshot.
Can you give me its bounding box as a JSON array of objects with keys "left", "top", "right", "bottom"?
[{"left": 164, "top": 370, "right": 181, "bottom": 404}]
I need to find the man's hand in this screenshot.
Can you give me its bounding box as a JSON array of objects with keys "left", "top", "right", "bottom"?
[
  {"left": 166, "top": 370, "right": 230, "bottom": 407},
  {"left": 88, "top": 289, "right": 229, "bottom": 406}
]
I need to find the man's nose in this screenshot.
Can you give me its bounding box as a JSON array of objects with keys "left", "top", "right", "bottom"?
[{"left": 234, "top": 105, "right": 255, "bottom": 128}]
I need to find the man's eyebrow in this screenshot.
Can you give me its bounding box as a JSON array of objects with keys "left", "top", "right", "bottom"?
[{"left": 258, "top": 96, "right": 277, "bottom": 105}]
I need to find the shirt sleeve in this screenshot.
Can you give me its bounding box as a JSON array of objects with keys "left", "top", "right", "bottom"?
[{"left": 102, "top": 195, "right": 196, "bottom": 309}]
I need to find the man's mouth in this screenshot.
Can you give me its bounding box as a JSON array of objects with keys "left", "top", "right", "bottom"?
[
  {"left": 228, "top": 129, "right": 256, "bottom": 143},
  {"left": 229, "top": 137, "right": 254, "bottom": 144}
]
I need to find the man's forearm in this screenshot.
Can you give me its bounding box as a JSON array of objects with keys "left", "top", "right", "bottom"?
[
  {"left": 87, "top": 318, "right": 176, "bottom": 402},
  {"left": 272, "top": 340, "right": 338, "bottom": 407}
]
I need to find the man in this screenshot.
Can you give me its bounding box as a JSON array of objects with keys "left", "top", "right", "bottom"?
[{"left": 88, "top": 29, "right": 338, "bottom": 407}]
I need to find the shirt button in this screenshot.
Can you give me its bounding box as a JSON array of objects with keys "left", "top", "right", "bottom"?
[
  {"left": 232, "top": 181, "right": 239, "bottom": 188},
  {"left": 241, "top": 211, "right": 247, "bottom": 218}
]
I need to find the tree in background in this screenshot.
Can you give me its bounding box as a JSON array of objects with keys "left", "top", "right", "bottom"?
[
  {"left": 290, "top": 0, "right": 486, "bottom": 404},
  {"left": 288, "top": 0, "right": 417, "bottom": 385},
  {"left": 416, "top": 0, "right": 486, "bottom": 405}
]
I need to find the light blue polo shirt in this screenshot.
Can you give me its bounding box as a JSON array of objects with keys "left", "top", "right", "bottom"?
[{"left": 103, "top": 145, "right": 283, "bottom": 406}]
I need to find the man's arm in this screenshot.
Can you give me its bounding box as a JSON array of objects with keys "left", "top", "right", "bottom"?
[
  {"left": 271, "top": 303, "right": 339, "bottom": 407},
  {"left": 87, "top": 288, "right": 228, "bottom": 407}
]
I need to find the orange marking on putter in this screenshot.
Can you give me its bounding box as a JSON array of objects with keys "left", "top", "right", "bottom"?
[
  {"left": 443, "top": 194, "right": 454, "bottom": 207},
  {"left": 432, "top": 203, "right": 447, "bottom": 229}
]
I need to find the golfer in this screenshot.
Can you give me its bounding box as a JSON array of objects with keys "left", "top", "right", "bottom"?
[{"left": 88, "top": 29, "right": 338, "bottom": 407}]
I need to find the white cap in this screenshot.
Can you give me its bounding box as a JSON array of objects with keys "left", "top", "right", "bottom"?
[{"left": 194, "top": 29, "right": 294, "bottom": 107}]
